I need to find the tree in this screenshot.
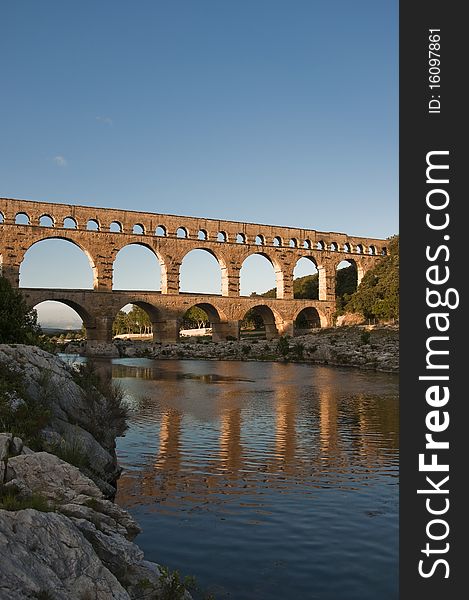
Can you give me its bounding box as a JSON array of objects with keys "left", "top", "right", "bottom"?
[
  {"left": 182, "top": 307, "right": 209, "bottom": 329},
  {"left": 344, "top": 236, "right": 399, "bottom": 320},
  {"left": 0, "top": 276, "right": 41, "bottom": 344}
]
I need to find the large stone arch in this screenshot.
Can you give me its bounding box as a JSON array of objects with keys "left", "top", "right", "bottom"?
[
  {"left": 19, "top": 235, "right": 99, "bottom": 289},
  {"left": 113, "top": 300, "right": 164, "bottom": 342},
  {"left": 239, "top": 303, "right": 283, "bottom": 339},
  {"left": 294, "top": 306, "right": 327, "bottom": 331},
  {"left": 179, "top": 301, "right": 235, "bottom": 342},
  {"left": 179, "top": 247, "right": 228, "bottom": 295},
  {"left": 240, "top": 250, "right": 285, "bottom": 298},
  {"left": 112, "top": 241, "right": 167, "bottom": 292},
  {"left": 31, "top": 297, "right": 96, "bottom": 337}
]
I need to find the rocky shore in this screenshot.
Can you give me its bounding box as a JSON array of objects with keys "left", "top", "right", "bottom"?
[
  {"left": 0, "top": 345, "right": 192, "bottom": 600},
  {"left": 65, "top": 324, "right": 399, "bottom": 373}
]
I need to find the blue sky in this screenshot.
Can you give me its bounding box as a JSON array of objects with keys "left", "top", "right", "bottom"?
[{"left": 1, "top": 1, "right": 398, "bottom": 327}]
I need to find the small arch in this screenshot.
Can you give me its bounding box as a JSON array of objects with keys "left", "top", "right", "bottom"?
[
  {"left": 303, "top": 239, "right": 311, "bottom": 249},
  {"left": 295, "top": 307, "right": 322, "bottom": 332},
  {"left": 241, "top": 305, "right": 279, "bottom": 340},
  {"left": 15, "top": 212, "right": 30, "bottom": 225},
  {"left": 87, "top": 219, "right": 100, "bottom": 231},
  {"left": 63, "top": 217, "right": 77, "bottom": 229},
  {"left": 176, "top": 227, "right": 188, "bottom": 239},
  {"left": 316, "top": 240, "right": 325, "bottom": 250},
  {"left": 0, "top": 211, "right": 4, "bottom": 224},
  {"left": 255, "top": 234, "right": 265, "bottom": 246},
  {"left": 356, "top": 244, "right": 364, "bottom": 254},
  {"left": 343, "top": 242, "right": 351, "bottom": 253},
  {"left": 273, "top": 236, "right": 282, "bottom": 247},
  {"left": 289, "top": 238, "right": 298, "bottom": 248},
  {"left": 236, "top": 233, "right": 246, "bottom": 244},
  {"left": 381, "top": 247, "right": 388, "bottom": 256},
  {"left": 110, "top": 221, "right": 122, "bottom": 233},
  {"left": 336, "top": 259, "right": 359, "bottom": 312},
  {"left": 368, "top": 245, "right": 377, "bottom": 255},
  {"left": 198, "top": 229, "right": 208, "bottom": 240},
  {"left": 133, "top": 223, "right": 145, "bottom": 235},
  {"left": 39, "top": 214, "right": 55, "bottom": 227},
  {"left": 330, "top": 242, "right": 339, "bottom": 252},
  {"left": 155, "top": 225, "right": 167, "bottom": 237},
  {"left": 217, "top": 231, "right": 227, "bottom": 242}
]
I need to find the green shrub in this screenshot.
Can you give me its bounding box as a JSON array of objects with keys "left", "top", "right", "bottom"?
[{"left": 276, "top": 335, "right": 290, "bottom": 357}]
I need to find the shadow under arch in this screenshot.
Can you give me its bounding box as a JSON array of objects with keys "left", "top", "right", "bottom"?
[
  {"left": 112, "top": 242, "right": 167, "bottom": 292},
  {"left": 179, "top": 247, "right": 228, "bottom": 296},
  {"left": 19, "top": 236, "right": 98, "bottom": 289},
  {"left": 294, "top": 306, "right": 325, "bottom": 332},
  {"left": 241, "top": 304, "right": 280, "bottom": 339}
]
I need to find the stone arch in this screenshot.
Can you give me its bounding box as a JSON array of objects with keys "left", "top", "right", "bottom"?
[
  {"left": 289, "top": 238, "right": 298, "bottom": 248},
  {"left": 293, "top": 257, "right": 319, "bottom": 300},
  {"left": 303, "top": 239, "right": 311, "bottom": 249},
  {"left": 236, "top": 233, "right": 246, "bottom": 244},
  {"left": 155, "top": 225, "right": 167, "bottom": 237},
  {"left": 217, "top": 231, "right": 228, "bottom": 242},
  {"left": 294, "top": 306, "right": 324, "bottom": 332},
  {"left": 63, "top": 217, "right": 77, "bottom": 229},
  {"left": 133, "top": 223, "right": 145, "bottom": 235},
  {"left": 335, "top": 258, "right": 361, "bottom": 312},
  {"left": 356, "top": 244, "right": 364, "bottom": 254},
  {"left": 113, "top": 301, "right": 163, "bottom": 342},
  {"left": 240, "top": 304, "right": 280, "bottom": 340},
  {"left": 343, "top": 242, "right": 351, "bottom": 253},
  {"left": 330, "top": 241, "right": 339, "bottom": 252},
  {"left": 39, "top": 214, "right": 55, "bottom": 227},
  {"left": 368, "top": 245, "right": 377, "bottom": 255},
  {"left": 87, "top": 219, "right": 100, "bottom": 231},
  {"left": 15, "top": 212, "right": 30, "bottom": 225},
  {"left": 179, "top": 248, "right": 226, "bottom": 295},
  {"left": 255, "top": 234, "right": 265, "bottom": 246},
  {"left": 110, "top": 221, "right": 123, "bottom": 233},
  {"left": 240, "top": 251, "right": 283, "bottom": 298},
  {"left": 112, "top": 242, "right": 165, "bottom": 291},
  {"left": 316, "top": 240, "right": 325, "bottom": 250},
  {"left": 198, "top": 229, "right": 208, "bottom": 240},
  {"left": 0, "top": 211, "right": 4, "bottom": 223},
  {"left": 176, "top": 227, "right": 188, "bottom": 238},
  {"left": 19, "top": 236, "right": 98, "bottom": 289},
  {"left": 273, "top": 236, "right": 282, "bottom": 247},
  {"left": 32, "top": 298, "right": 95, "bottom": 339}
]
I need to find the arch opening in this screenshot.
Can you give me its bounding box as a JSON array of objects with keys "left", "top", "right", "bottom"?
[
  {"left": 133, "top": 224, "right": 145, "bottom": 235},
  {"left": 316, "top": 240, "right": 325, "bottom": 250},
  {"left": 344, "top": 242, "right": 351, "bottom": 253},
  {"left": 303, "top": 239, "right": 311, "bottom": 249},
  {"left": 113, "top": 243, "right": 163, "bottom": 291},
  {"left": 198, "top": 229, "right": 208, "bottom": 240},
  {"left": 240, "top": 253, "right": 278, "bottom": 298},
  {"left": 295, "top": 307, "right": 322, "bottom": 332},
  {"left": 336, "top": 259, "right": 358, "bottom": 313},
  {"left": 0, "top": 211, "right": 4, "bottom": 224},
  {"left": 33, "top": 300, "right": 92, "bottom": 342},
  {"left": 368, "top": 245, "right": 377, "bottom": 255},
  {"left": 15, "top": 212, "right": 30, "bottom": 225},
  {"left": 87, "top": 219, "right": 99, "bottom": 231},
  {"left": 110, "top": 221, "right": 122, "bottom": 233},
  {"left": 176, "top": 227, "right": 188, "bottom": 239},
  {"left": 217, "top": 231, "right": 227, "bottom": 242},
  {"left": 20, "top": 238, "right": 96, "bottom": 289},
  {"left": 330, "top": 242, "right": 339, "bottom": 252},
  {"left": 289, "top": 238, "right": 298, "bottom": 248},
  {"left": 180, "top": 303, "right": 222, "bottom": 341},
  {"left": 273, "top": 236, "right": 282, "bottom": 247},
  {"left": 293, "top": 257, "right": 319, "bottom": 300},
  {"left": 241, "top": 305, "right": 278, "bottom": 340},
  {"left": 236, "top": 233, "right": 246, "bottom": 244},
  {"left": 155, "top": 225, "right": 166, "bottom": 237},
  {"left": 113, "top": 302, "right": 160, "bottom": 340},
  {"left": 179, "top": 249, "right": 223, "bottom": 295},
  {"left": 63, "top": 217, "right": 77, "bottom": 229},
  {"left": 255, "top": 235, "right": 265, "bottom": 246},
  {"left": 39, "top": 215, "right": 54, "bottom": 227}
]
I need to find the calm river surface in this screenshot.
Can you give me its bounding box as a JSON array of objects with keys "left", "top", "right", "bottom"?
[{"left": 104, "top": 358, "right": 398, "bottom": 600}]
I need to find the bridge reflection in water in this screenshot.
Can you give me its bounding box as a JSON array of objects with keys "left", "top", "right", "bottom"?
[{"left": 113, "top": 360, "right": 398, "bottom": 511}]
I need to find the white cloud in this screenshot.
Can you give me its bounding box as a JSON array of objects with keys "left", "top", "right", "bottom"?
[
  {"left": 96, "top": 116, "right": 113, "bottom": 126},
  {"left": 53, "top": 155, "right": 67, "bottom": 167}
]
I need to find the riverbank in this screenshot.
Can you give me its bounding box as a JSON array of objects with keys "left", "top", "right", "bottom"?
[
  {"left": 64, "top": 324, "right": 399, "bottom": 373},
  {"left": 0, "top": 344, "right": 193, "bottom": 600}
]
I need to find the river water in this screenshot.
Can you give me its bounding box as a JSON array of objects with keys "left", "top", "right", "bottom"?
[{"left": 104, "top": 358, "right": 398, "bottom": 600}]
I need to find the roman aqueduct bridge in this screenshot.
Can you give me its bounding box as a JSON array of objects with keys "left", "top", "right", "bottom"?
[{"left": 0, "top": 197, "right": 387, "bottom": 352}]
